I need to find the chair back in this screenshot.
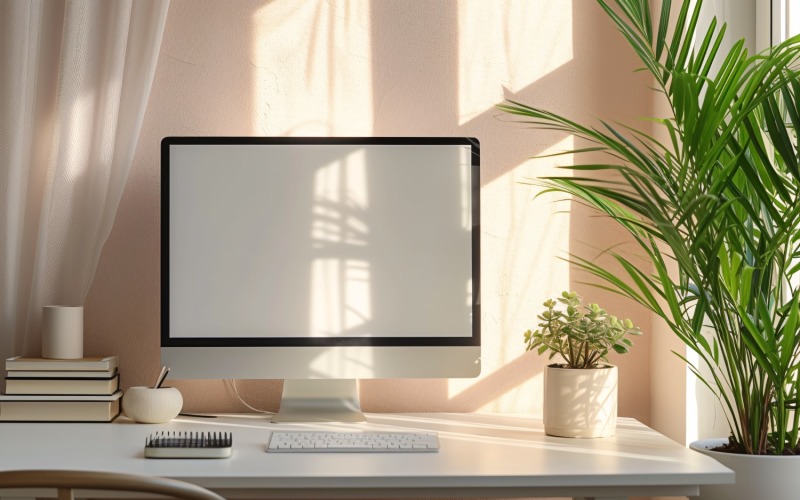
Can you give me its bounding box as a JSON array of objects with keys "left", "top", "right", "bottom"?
[{"left": 0, "top": 470, "right": 225, "bottom": 500}]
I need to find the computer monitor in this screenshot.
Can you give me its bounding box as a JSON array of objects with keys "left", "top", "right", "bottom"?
[{"left": 161, "top": 137, "right": 480, "bottom": 422}]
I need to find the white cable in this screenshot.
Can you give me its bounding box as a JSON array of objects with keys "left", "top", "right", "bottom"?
[{"left": 226, "top": 379, "right": 275, "bottom": 415}]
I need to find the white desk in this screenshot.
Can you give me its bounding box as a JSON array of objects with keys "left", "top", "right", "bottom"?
[{"left": 0, "top": 413, "right": 732, "bottom": 499}]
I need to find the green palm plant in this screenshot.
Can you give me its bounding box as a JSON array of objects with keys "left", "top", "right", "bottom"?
[{"left": 499, "top": 0, "right": 800, "bottom": 455}]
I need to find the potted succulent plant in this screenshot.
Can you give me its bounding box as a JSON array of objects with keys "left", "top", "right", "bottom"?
[
  {"left": 525, "top": 291, "right": 641, "bottom": 438},
  {"left": 501, "top": 0, "right": 800, "bottom": 498}
]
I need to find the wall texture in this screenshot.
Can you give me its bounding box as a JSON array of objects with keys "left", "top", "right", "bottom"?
[{"left": 84, "top": 0, "right": 654, "bottom": 423}]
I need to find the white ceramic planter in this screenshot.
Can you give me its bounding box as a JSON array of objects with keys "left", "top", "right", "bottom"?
[
  {"left": 543, "top": 364, "right": 617, "bottom": 438},
  {"left": 690, "top": 438, "right": 800, "bottom": 500},
  {"left": 122, "top": 386, "right": 183, "bottom": 424}
]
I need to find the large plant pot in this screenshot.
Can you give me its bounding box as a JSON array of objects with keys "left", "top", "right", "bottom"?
[
  {"left": 690, "top": 439, "right": 800, "bottom": 500},
  {"left": 543, "top": 364, "right": 617, "bottom": 438}
]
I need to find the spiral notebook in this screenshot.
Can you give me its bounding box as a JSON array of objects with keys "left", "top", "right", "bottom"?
[{"left": 144, "top": 431, "right": 232, "bottom": 458}]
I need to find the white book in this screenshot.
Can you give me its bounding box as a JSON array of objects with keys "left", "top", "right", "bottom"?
[
  {"left": 0, "top": 397, "right": 121, "bottom": 422},
  {"left": 4, "top": 374, "right": 120, "bottom": 395},
  {"left": 5, "top": 356, "right": 119, "bottom": 372},
  {"left": 0, "top": 391, "right": 122, "bottom": 402},
  {"left": 6, "top": 368, "right": 117, "bottom": 379}
]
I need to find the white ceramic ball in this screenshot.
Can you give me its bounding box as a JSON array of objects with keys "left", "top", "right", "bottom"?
[{"left": 123, "top": 386, "right": 183, "bottom": 424}]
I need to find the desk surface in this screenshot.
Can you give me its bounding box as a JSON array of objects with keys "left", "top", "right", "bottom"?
[{"left": 0, "top": 413, "right": 732, "bottom": 499}]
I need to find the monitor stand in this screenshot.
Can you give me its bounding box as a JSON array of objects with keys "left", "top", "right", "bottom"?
[{"left": 271, "top": 379, "right": 366, "bottom": 423}]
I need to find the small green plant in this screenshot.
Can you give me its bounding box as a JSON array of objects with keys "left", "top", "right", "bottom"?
[{"left": 524, "top": 291, "right": 641, "bottom": 369}]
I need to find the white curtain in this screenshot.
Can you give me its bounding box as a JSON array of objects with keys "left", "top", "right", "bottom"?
[{"left": 0, "top": 0, "right": 169, "bottom": 362}]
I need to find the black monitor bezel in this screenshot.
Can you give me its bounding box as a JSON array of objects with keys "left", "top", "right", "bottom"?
[{"left": 161, "top": 136, "right": 480, "bottom": 348}]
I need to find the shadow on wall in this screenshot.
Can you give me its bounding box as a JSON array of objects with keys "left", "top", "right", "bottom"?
[
  {"left": 362, "top": 1, "right": 651, "bottom": 422},
  {"left": 84, "top": 0, "right": 652, "bottom": 421}
]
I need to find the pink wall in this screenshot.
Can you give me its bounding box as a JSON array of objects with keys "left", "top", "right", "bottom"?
[{"left": 84, "top": 0, "right": 653, "bottom": 421}]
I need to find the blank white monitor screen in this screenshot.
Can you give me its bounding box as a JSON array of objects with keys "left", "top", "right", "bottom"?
[{"left": 161, "top": 137, "right": 480, "bottom": 422}]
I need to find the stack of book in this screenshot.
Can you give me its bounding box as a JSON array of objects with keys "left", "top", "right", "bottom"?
[{"left": 0, "top": 355, "right": 121, "bottom": 422}]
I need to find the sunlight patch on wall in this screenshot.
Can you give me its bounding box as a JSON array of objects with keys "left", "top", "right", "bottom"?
[
  {"left": 457, "top": 0, "right": 574, "bottom": 125},
  {"left": 449, "top": 137, "right": 574, "bottom": 412},
  {"left": 252, "top": 1, "right": 372, "bottom": 135}
]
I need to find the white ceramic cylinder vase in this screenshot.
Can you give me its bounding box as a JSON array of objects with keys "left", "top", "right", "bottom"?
[
  {"left": 543, "top": 364, "right": 618, "bottom": 438},
  {"left": 42, "top": 305, "right": 84, "bottom": 359},
  {"left": 123, "top": 387, "right": 183, "bottom": 424}
]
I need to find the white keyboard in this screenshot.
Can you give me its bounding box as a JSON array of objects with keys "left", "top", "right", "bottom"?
[{"left": 267, "top": 431, "right": 439, "bottom": 453}]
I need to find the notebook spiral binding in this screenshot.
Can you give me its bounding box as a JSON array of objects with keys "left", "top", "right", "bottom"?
[{"left": 144, "top": 431, "right": 233, "bottom": 459}]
